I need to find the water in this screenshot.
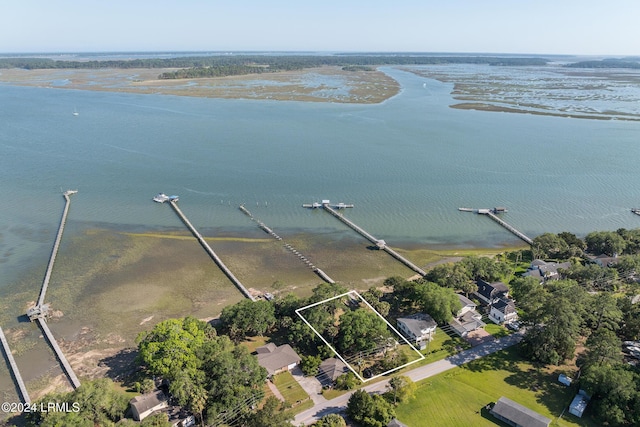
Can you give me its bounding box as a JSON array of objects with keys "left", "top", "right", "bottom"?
[{"left": 2, "top": 67, "right": 640, "bottom": 287}]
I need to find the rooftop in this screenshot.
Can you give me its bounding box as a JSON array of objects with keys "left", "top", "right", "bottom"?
[{"left": 490, "top": 396, "right": 551, "bottom": 427}]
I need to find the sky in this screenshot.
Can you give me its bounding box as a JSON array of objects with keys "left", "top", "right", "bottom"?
[{"left": 2, "top": 0, "right": 638, "bottom": 55}]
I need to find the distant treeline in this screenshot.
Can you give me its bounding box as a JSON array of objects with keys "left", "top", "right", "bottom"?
[
  {"left": 566, "top": 58, "right": 640, "bottom": 69},
  {"left": 0, "top": 54, "right": 549, "bottom": 79}
]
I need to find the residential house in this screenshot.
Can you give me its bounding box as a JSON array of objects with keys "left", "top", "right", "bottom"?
[
  {"left": 474, "top": 279, "right": 509, "bottom": 305},
  {"left": 490, "top": 396, "right": 551, "bottom": 427},
  {"left": 255, "top": 343, "right": 301, "bottom": 377},
  {"left": 568, "top": 390, "right": 590, "bottom": 418},
  {"left": 489, "top": 298, "right": 518, "bottom": 325},
  {"left": 522, "top": 259, "right": 571, "bottom": 283},
  {"left": 587, "top": 254, "right": 619, "bottom": 268},
  {"left": 397, "top": 313, "right": 437, "bottom": 350},
  {"left": 449, "top": 294, "right": 485, "bottom": 337},
  {"left": 130, "top": 390, "right": 169, "bottom": 422},
  {"left": 318, "top": 357, "right": 349, "bottom": 386}
]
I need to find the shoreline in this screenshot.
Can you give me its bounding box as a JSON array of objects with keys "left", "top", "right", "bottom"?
[{"left": 0, "top": 223, "right": 526, "bottom": 404}]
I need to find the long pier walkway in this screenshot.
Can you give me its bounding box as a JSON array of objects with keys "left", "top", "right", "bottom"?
[
  {"left": 458, "top": 207, "right": 533, "bottom": 246},
  {"left": 37, "top": 190, "right": 76, "bottom": 308},
  {"left": 24, "top": 190, "right": 82, "bottom": 390},
  {"left": 36, "top": 319, "right": 81, "bottom": 389},
  {"left": 314, "top": 201, "right": 426, "bottom": 276},
  {"left": 0, "top": 327, "right": 31, "bottom": 404},
  {"left": 169, "top": 201, "right": 256, "bottom": 301},
  {"left": 239, "top": 205, "right": 335, "bottom": 284}
]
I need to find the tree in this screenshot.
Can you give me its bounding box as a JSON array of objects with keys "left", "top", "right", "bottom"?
[
  {"left": 532, "top": 233, "right": 570, "bottom": 259},
  {"left": 461, "top": 256, "right": 508, "bottom": 281},
  {"left": 220, "top": 299, "right": 276, "bottom": 340},
  {"left": 346, "top": 390, "right": 395, "bottom": 427},
  {"left": 581, "top": 363, "right": 640, "bottom": 426},
  {"left": 300, "top": 354, "right": 322, "bottom": 376},
  {"left": 27, "top": 379, "right": 130, "bottom": 427},
  {"left": 244, "top": 396, "right": 293, "bottom": 427},
  {"left": 335, "top": 372, "right": 359, "bottom": 390},
  {"left": 136, "top": 317, "right": 212, "bottom": 379},
  {"left": 414, "top": 281, "right": 461, "bottom": 324},
  {"left": 424, "top": 263, "right": 475, "bottom": 294},
  {"left": 386, "top": 376, "right": 416, "bottom": 404},
  {"left": 314, "top": 413, "right": 347, "bottom": 427},
  {"left": 583, "top": 328, "right": 622, "bottom": 367},
  {"left": 361, "top": 287, "right": 391, "bottom": 317},
  {"left": 585, "top": 231, "right": 626, "bottom": 256},
  {"left": 337, "top": 309, "right": 390, "bottom": 354}
]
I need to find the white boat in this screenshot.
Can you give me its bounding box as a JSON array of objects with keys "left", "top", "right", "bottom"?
[
  {"left": 153, "top": 193, "right": 169, "bottom": 203},
  {"left": 72, "top": 108, "right": 79, "bottom": 116}
]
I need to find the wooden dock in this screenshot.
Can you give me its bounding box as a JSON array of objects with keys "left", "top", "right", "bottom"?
[
  {"left": 459, "top": 207, "right": 533, "bottom": 245},
  {"left": 169, "top": 200, "right": 256, "bottom": 301},
  {"left": 0, "top": 327, "right": 31, "bottom": 404},
  {"left": 36, "top": 190, "right": 76, "bottom": 309},
  {"left": 239, "top": 205, "right": 335, "bottom": 284},
  {"left": 36, "top": 318, "right": 81, "bottom": 389},
  {"left": 314, "top": 201, "right": 426, "bottom": 276}
]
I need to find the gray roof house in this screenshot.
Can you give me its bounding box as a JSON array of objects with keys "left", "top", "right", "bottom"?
[
  {"left": 255, "top": 343, "right": 301, "bottom": 377},
  {"left": 490, "top": 396, "right": 551, "bottom": 427},
  {"left": 130, "top": 390, "right": 169, "bottom": 422},
  {"left": 318, "top": 357, "right": 349, "bottom": 386},
  {"left": 397, "top": 313, "right": 437, "bottom": 350},
  {"left": 475, "top": 279, "right": 509, "bottom": 305},
  {"left": 523, "top": 260, "right": 571, "bottom": 283}
]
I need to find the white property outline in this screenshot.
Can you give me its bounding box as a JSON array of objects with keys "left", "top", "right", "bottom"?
[{"left": 295, "top": 290, "right": 425, "bottom": 383}]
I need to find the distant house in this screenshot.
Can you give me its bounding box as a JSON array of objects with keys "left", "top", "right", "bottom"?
[
  {"left": 255, "top": 343, "right": 301, "bottom": 377},
  {"left": 490, "top": 396, "right": 551, "bottom": 427},
  {"left": 587, "top": 254, "right": 619, "bottom": 268},
  {"left": 397, "top": 313, "right": 437, "bottom": 350},
  {"left": 489, "top": 298, "right": 518, "bottom": 325},
  {"left": 474, "top": 279, "right": 509, "bottom": 305},
  {"left": 130, "top": 390, "right": 169, "bottom": 422},
  {"left": 569, "top": 390, "right": 590, "bottom": 418},
  {"left": 449, "top": 294, "right": 485, "bottom": 337},
  {"left": 522, "top": 259, "right": 571, "bottom": 283},
  {"left": 318, "top": 357, "right": 349, "bottom": 386}
]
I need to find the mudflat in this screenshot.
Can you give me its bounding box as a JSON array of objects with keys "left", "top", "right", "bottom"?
[{"left": 0, "top": 66, "right": 400, "bottom": 103}]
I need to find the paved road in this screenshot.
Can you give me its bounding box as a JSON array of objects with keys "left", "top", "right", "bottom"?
[{"left": 293, "top": 332, "right": 523, "bottom": 425}]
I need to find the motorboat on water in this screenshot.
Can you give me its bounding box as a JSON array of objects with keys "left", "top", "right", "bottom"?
[{"left": 153, "top": 193, "right": 169, "bottom": 203}]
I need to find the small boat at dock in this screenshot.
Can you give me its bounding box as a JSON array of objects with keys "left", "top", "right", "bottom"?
[{"left": 153, "top": 193, "right": 169, "bottom": 203}]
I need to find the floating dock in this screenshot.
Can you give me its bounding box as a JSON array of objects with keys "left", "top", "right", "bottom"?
[
  {"left": 458, "top": 207, "right": 533, "bottom": 245},
  {"left": 0, "top": 327, "right": 31, "bottom": 404},
  {"left": 308, "top": 200, "right": 426, "bottom": 276},
  {"left": 167, "top": 199, "right": 255, "bottom": 301},
  {"left": 239, "top": 205, "right": 335, "bottom": 284}
]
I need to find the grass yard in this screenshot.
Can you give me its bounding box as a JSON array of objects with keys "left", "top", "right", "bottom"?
[
  {"left": 272, "top": 371, "right": 310, "bottom": 408},
  {"left": 484, "top": 323, "right": 511, "bottom": 339},
  {"left": 395, "top": 347, "right": 599, "bottom": 427},
  {"left": 419, "top": 329, "right": 471, "bottom": 364}
]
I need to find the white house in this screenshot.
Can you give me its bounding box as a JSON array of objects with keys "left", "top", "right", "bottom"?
[
  {"left": 489, "top": 298, "right": 518, "bottom": 325},
  {"left": 449, "top": 294, "right": 485, "bottom": 337},
  {"left": 397, "top": 313, "right": 437, "bottom": 350}
]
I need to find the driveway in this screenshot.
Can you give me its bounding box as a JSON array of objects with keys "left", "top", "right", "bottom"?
[{"left": 291, "top": 366, "right": 327, "bottom": 405}]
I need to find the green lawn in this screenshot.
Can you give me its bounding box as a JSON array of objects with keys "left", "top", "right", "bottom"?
[
  {"left": 395, "top": 347, "right": 599, "bottom": 427},
  {"left": 484, "top": 323, "right": 511, "bottom": 338},
  {"left": 272, "top": 371, "right": 310, "bottom": 407}
]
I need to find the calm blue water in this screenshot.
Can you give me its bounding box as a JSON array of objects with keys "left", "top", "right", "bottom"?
[{"left": 2, "top": 67, "right": 640, "bottom": 285}]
